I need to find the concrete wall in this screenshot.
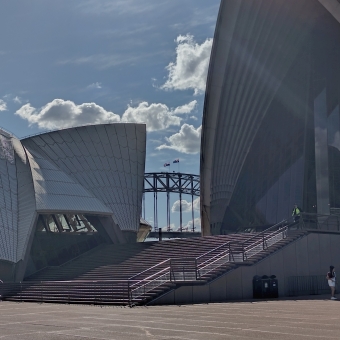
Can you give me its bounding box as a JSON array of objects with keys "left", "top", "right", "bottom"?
[
  {"left": 150, "top": 232, "right": 340, "bottom": 305},
  {"left": 0, "top": 260, "right": 15, "bottom": 282}
]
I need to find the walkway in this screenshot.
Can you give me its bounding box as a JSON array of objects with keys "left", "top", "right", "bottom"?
[{"left": 0, "top": 296, "right": 339, "bottom": 339}]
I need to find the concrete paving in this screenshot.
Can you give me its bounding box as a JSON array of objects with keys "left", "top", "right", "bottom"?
[{"left": 0, "top": 295, "right": 339, "bottom": 340}]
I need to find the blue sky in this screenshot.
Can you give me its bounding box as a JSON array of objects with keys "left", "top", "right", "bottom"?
[{"left": 0, "top": 0, "right": 221, "bottom": 231}]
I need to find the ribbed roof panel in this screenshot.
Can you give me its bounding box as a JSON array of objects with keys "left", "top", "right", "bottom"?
[
  {"left": 201, "top": 0, "right": 324, "bottom": 232},
  {"left": 22, "top": 123, "right": 146, "bottom": 232}
]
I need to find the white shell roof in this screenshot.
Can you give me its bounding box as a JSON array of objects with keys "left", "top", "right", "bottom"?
[
  {"left": 22, "top": 123, "right": 146, "bottom": 232},
  {"left": 0, "top": 123, "right": 146, "bottom": 264}
]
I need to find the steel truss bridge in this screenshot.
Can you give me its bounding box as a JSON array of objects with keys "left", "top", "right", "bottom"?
[{"left": 143, "top": 172, "right": 200, "bottom": 232}]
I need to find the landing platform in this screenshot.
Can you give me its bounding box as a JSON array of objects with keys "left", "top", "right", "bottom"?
[{"left": 1, "top": 296, "right": 339, "bottom": 339}]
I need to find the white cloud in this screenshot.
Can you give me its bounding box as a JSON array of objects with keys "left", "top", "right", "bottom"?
[
  {"left": 15, "top": 98, "right": 197, "bottom": 132},
  {"left": 160, "top": 223, "right": 176, "bottom": 231},
  {"left": 87, "top": 82, "right": 102, "bottom": 89},
  {"left": 161, "top": 34, "right": 213, "bottom": 95},
  {"left": 173, "top": 100, "right": 197, "bottom": 115},
  {"left": 183, "top": 218, "right": 201, "bottom": 231},
  {"left": 121, "top": 101, "right": 196, "bottom": 132},
  {"left": 0, "top": 99, "right": 7, "bottom": 111},
  {"left": 15, "top": 99, "right": 120, "bottom": 130},
  {"left": 172, "top": 197, "right": 200, "bottom": 213},
  {"left": 13, "top": 96, "right": 22, "bottom": 104},
  {"left": 162, "top": 219, "right": 201, "bottom": 232},
  {"left": 157, "top": 124, "right": 201, "bottom": 154}
]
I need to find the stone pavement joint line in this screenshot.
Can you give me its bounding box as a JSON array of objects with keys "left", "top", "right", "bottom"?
[{"left": 0, "top": 296, "right": 339, "bottom": 340}]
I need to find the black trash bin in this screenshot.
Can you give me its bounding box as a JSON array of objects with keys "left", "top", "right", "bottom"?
[
  {"left": 269, "top": 275, "right": 278, "bottom": 298},
  {"left": 261, "top": 275, "right": 270, "bottom": 298},
  {"left": 253, "top": 275, "right": 262, "bottom": 298},
  {"left": 253, "top": 275, "right": 278, "bottom": 299}
]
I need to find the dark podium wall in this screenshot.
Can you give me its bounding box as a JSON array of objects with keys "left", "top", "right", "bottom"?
[{"left": 151, "top": 232, "right": 340, "bottom": 305}]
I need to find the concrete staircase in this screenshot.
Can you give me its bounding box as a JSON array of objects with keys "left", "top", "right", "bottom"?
[{"left": 1, "top": 229, "right": 307, "bottom": 305}]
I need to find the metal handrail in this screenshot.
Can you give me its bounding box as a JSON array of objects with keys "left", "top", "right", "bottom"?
[
  {"left": 197, "top": 244, "right": 230, "bottom": 268},
  {"left": 242, "top": 226, "right": 288, "bottom": 261},
  {"left": 242, "top": 219, "right": 287, "bottom": 246},
  {"left": 127, "top": 220, "right": 292, "bottom": 302},
  {"left": 197, "top": 248, "right": 230, "bottom": 277},
  {"left": 298, "top": 212, "right": 340, "bottom": 231},
  {"left": 129, "top": 265, "right": 171, "bottom": 288},
  {"left": 2, "top": 222, "right": 291, "bottom": 306},
  {"left": 196, "top": 241, "right": 230, "bottom": 261},
  {"left": 243, "top": 226, "right": 285, "bottom": 251},
  {"left": 128, "top": 258, "right": 170, "bottom": 281}
]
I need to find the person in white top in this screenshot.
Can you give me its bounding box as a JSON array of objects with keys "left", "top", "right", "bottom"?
[{"left": 326, "top": 266, "right": 336, "bottom": 300}]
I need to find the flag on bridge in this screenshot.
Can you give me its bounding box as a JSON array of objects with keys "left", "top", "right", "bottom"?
[
  {"left": 173, "top": 159, "right": 179, "bottom": 163},
  {"left": 164, "top": 162, "right": 170, "bottom": 167}
]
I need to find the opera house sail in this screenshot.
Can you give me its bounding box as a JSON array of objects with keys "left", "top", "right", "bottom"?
[
  {"left": 200, "top": 0, "right": 340, "bottom": 235},
  {"left": 0, "top": 123, "right": 146, "bottom": 281}
]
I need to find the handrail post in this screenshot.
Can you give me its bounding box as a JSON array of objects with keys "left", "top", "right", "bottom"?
[
  {"left": 242, "top": 243, "right": 245, "bottom": 262},
  {"left": 128, "top": 279, "right": 131, "bottom": 306},
  {"left": 195, "top": 258, "right": 198, "bottom": 280},
  {"left": 170, "top": 259, "right": 172, "bottom": 281},
  {"left": 262, "top": 233, "right": 265, "bottom": 250}
]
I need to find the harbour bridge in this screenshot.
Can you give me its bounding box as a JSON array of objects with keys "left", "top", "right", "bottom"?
[{"left": 143, "top": 172, "right": 200, "bottom": 233}]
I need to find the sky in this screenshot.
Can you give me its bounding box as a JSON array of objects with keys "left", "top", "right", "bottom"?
[{"left": 0, "top": 0, "right": 221, "bottom": 232}]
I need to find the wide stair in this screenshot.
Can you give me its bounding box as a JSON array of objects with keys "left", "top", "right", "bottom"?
[{"left": 2, "top": 228, "right": 307, "bottom": 305}]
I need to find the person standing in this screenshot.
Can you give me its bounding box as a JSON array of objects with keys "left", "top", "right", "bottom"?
[
  {"left": 292, "top": 204, "right": 302, "bottom": 222},
  {"left": 326, "top": 266, "right": 337, "bottom": 300}
]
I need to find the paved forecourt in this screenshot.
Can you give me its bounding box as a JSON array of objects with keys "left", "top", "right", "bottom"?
[{"left": 0, "top": 296, "right": 339, "bottom": 340}]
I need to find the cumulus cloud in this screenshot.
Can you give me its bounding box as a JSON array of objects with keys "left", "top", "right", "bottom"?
[
  {"left": 13, "top": 96, "right": 23, "bottom": 104},
  {"left": 172, "top": 197, "right": 200, "bottom": 213},
  {"left": 0, "top": 99, "right": 7, "bottom": 111},
  {"left": 87, "top": 82, "right": 102, "bottom": 89},
  {"left": 157, "top": 124, "right": 201, "bottom": 154},
  {"left": 121, "top": 101, "right": 196, "bottom": 132},
  {"left": 161, "top": 34, "right": 212, "bottom": 95},
  {"left": 164, "top": 219, "right": 201, "bottom": 232},
  {"left": 15, "top": 99, "right": 120, "bottom": 130},
  {"left": 183, "top": 218, "right": 201, "bottom": 231},
  {"left": 173, "top": 100, "right": 197, "bottom": 115},
  {"left": 160, "top": 223, "right": 176, "bottom": 231},
  {"left": 15, "top": 98, "right": 197, "bottom": 132}
]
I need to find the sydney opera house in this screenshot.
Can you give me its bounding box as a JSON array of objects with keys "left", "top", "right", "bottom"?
[
  {"left": 201, "top": 0, "right": 340, "bottom": 235},
  {"left": 0, "top": 123, "right": 146, "bottom": 281}
]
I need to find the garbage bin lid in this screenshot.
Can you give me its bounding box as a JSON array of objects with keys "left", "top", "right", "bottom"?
[
  {"left": 270, "top": 275, "right": 276, "bottom": 279},
  {"left": 253, "top": 275, "right": 261, "bottom": 280},
  {"left": 262, "top": 275, "right": 269, "bottom": 279}
]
